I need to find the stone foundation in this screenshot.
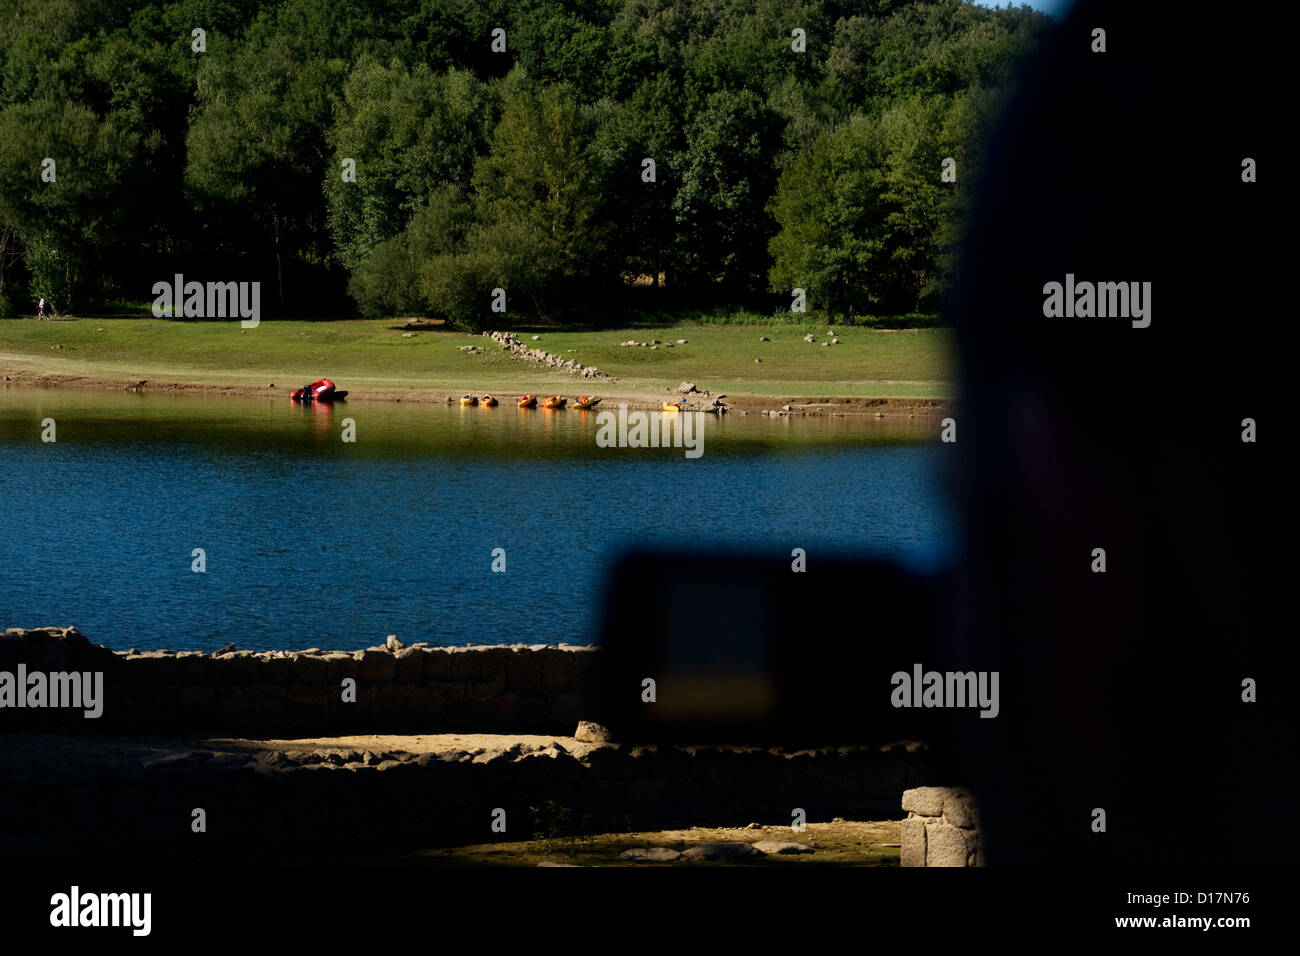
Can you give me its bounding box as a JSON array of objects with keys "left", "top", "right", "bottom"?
[
  {"left": 1, "top": 627, "right": 943, "bottom": 861},
  {"left": 1, "top": 627, "right": 597, "bottom": 735},
  {"left": 899, "top": 786, "right": 982, "bottom": 866},
  {"left": 0, "top": 733, "right": 933, "bottom": 861}
]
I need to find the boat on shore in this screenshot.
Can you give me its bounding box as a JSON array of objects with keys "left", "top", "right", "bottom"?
[
  {"left": 517, "top": 394, "right": 537, "bottom": 408},
  {"left": 291, "top": 378, "right": 347, "bottom": 403},
  {"left": 573, "top": 396, "right": 601, "bottom": 410},
  {"left": 663, "top": 399, "right": 687, "bottom": 411},
  {"left": 540, "top": 395, "right": 566, "bottom": 409}
]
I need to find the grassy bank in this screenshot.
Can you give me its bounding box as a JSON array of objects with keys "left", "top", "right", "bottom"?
[{"left": 0, "top": 317, "right": 953, "bottom": 400}]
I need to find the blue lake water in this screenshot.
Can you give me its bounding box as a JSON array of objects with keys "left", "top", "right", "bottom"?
[{"left": 0, "top": 390, "right": 953, "bottom": 650}]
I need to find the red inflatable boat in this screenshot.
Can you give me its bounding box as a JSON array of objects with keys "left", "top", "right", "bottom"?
[{"left": 290, "top": 378, "right": 348, "bottom": 403}]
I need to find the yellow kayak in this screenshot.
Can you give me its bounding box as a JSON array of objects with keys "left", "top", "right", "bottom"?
[
  {"left": 573, "top": 396, "right": 601, "bottom": 410},
  {"left": 459, "top": 394, "right": 478, "bottom": 406},
  {"left": 480, "top": 394, "right": 499, "bottom": 407},
  {"left": 663, "top": 399, "right": 687, "bottom": 411}
]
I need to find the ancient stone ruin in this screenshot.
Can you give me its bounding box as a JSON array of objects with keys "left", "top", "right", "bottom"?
[{"left": 900, "top": 786, "right": 983, "bottom": 867}]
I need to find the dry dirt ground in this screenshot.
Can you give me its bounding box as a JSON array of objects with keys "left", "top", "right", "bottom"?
[{"left": 0, "top": 363, "right": 951, "bottom": 417}]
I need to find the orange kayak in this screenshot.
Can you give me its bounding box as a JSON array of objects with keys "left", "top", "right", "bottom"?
[
  {"left": 517, "top": 395, "right": 537, "bottom": 408},
  {"left": 481, "top": 394, "right": 498, "bottom": 406},
  {"left": 540, "top": 396, "right": 567, "bottom": 410}
]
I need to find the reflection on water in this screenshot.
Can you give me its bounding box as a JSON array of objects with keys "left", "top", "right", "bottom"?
[{"left": 0, "top": 389, "right": 952, "bottom": 650}]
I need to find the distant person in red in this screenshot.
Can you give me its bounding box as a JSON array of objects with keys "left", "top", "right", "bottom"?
[{"left": 37, "top": 296, "right": 46, "bottom": 318}]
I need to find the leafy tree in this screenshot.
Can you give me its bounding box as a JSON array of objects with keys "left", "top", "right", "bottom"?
[
  {"left": 424, "top": 79, "right": 605, "bottom": 322},
  {"left": 589, "top": 73, "right": 682, "bottom": 286},
  {"left": 0, "top": 0, "right": 1051, "bottom": 319},
  {"left": 420, "top": 213, "right": 559, "bottom": 329},
  {"left": 349, "top": 185, "right": 473, "bottom": 316},
  {"left": 391, "top": 0, "right": 519, "bottom": 77},
  {"left": 769, "top": 93, "right": 978, "bottom": 319},
  {"left": 671, "top": 87, "right": 781, "bottom": 292},
  {"left": 326, "top": 62, "right": 495, "bottom": 270},
  {"left": 0, "top": 99, "right": 143, "bottom": 310},
  {"left": 0, "top": 0, "right": 108, "bottom": 106},
  {"left": 184, "top": 0, "right": 396, "bottom": 311}
]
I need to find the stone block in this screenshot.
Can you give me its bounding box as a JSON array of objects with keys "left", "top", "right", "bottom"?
[
  {"left": 900, "top": 817, "right": 927, "bottom": 867},
  {"left": 288, "top": 654, "right": 329, "bottom": 685},
  {"left": 126, "top": 655, "right": 180, "bottom": 685},
  {"left": 176, "top": 683, "right": 216, "bottom": 722},
  {"left": 519, "top": 696, "right": 547, "bottom": 726},
  {"left": 321, "top": 653, "right": 355, "bottom": 683},
  {"left": 211, "top": 652, "right": 259, "bottom": 685},
  {"left": 393, "top": 647, "right": 426, "bottom": 682},
  {"left": 256, "top": 655, "right": 294, "bottom": 683},
  {"left": 243, "top": 683, "right": 288, "bottom": 726},
  {"left": 541, "top": 651, "right": 574, "bottom": 691},
  {"left": 478, "top": 692, "right": 520, "bottom": 728},
  {"left": 285, "top": 686, "right": 330, "bottom": 729},
  {"left": 211, "top": 688, "right": 247, "bottom": 727},
  {"left": 171, "top": 652, "right": 210, "bottom": 683},
  {"left": 422, "top": 648, "right": 452, "bottom": 682},
  {"left": 506, "top": 647, "right": 544, "bottom": 695},
  {"left": 449, "top": 646, "right": 510, "bottom": 683},
  {"left": 467, "top": 676, "right": 507, "bottom": 698},
  {"left": 925, "top": 821, "right": 973, "bottom": 867},
  {"left": 356, "top": 649, "right": 396, "bottom": 682},
  {"left": 901, "top": 786, "right": 948, "bottom": 817},
  {"left": 943, "top": 789, "right": 980, "bottom": 829}
]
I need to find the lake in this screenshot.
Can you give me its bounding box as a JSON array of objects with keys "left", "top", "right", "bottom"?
[{"left": 0, "top": 389, "right": 953, "bottom": 650}]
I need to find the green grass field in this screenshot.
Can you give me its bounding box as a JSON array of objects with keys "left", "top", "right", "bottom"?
[{"left": 0, "top": 317, "right": 954, "bottom": 399}]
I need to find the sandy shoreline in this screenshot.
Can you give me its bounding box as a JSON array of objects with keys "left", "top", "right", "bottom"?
[{"left": 1, "top": 364, "right": 954, "bottom": 417}]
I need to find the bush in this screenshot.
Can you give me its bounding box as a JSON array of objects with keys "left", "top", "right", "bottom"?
[
  {"left": 419, "top": 249, "right": 503, "bottom": 331},
  {"left": 419, "top": 212, "right": 560, "bottom": 330},
  {"left": 348, "top": 187, "right": 473, "bottom": 318},
  {"left": 348, "top": 236, "right": 422, "bottom": 318},
  {"left": 0, "top": 290, "right": 15, "bottom": 318}
]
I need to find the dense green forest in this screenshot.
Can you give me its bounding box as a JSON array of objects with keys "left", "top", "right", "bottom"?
[{"left": 0, "top": 0, "right": 1048, "bottom": 326}]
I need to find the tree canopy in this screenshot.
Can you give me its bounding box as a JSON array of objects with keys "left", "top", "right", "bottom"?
[{"left": 0, "top": 0, "right": 1048, "bottom": 323}]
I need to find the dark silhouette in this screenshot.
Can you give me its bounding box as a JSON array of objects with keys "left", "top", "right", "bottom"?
[{"left": 943, "top": 0, "right": 1293, "bottom": 865}]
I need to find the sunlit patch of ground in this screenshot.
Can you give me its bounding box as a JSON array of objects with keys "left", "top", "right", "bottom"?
[{"left": 415, "top": 819, "right": 901, "bottom": 867}]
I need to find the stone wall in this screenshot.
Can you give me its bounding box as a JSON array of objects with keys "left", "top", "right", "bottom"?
[
  {"left": 1, "top": 627, "right": 945, "bottom": 860},
  {"left": 483, "top": 330, "right": 614, "bottom": 379},
  {"left": 1, "top": 734, "right": 934, "bottom": 861},
  {"left": 899, "top": 786, "right": 982, "bottom": 866},
  {"left": 0, "top": 627, "right": 598, "bottom": 735}
]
